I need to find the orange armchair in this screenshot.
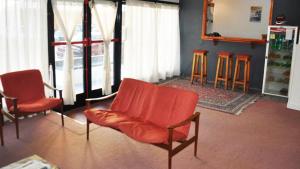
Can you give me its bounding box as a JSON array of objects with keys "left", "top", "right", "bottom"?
[{"left": 0, "top": 69, "right": 64, "bottom": 143}]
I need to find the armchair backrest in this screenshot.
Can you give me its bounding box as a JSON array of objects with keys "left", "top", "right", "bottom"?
[
  {"left": 111, "top": 78, "right": 199, "bottom": 136},
  {"left": 0, "top": 69, "right": 45, "bottom": 108}
]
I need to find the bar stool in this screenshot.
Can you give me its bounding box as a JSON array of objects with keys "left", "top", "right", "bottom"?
[
  {"left": 191, "top": 50, "right": 208, "bottom": 85},
  {"left": 214, "top": 51, "right": 233, "bottom": 89},
  {"left": 232, "top": 54, "right": 251, "bottom": 93}
]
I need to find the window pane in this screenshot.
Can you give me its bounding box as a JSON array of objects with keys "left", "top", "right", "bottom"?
[
  {"left": 54, "top": 44, "right": 84, "bottom": 94},
  {"left": 54, "top": 22, "right": 84, "bottom": 94}
]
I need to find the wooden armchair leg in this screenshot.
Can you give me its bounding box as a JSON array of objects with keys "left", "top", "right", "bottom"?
[
  {"left": 43, "top": 111, "right": 47, "bottom": 116},
  {"left": 86, "top": 119, "right": 90, "bottom": 140},
  {"left": 60, "top": 104, "right": 64, "bottom": 127},
  {"left": 15, "top": 117, "right": 19, "bottom": 139},
  {"left": 0, "top": 113, "right": 3, "bottom": 146},
  {"left": 194, "top": 114, "right": 200, "bottom": 157},
  {"left": 0, "top": 127, "right": 3, "bottom": 146}
]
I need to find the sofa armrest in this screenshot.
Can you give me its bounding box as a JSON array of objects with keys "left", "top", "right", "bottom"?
[
  {"left": 43, "top": 82, "right": 63, "bottom": 99},
  {"left": 0, "top": 90, "right": 17, "bottom": 101},
  {"left": 167, "top": 112, "right": 200, "bottom": 129},
  {"left": 86, "top": 92, "right": 118, "bottom": 102},
  {"left": 85, "top": 92, "right": 118, "bottom": 108},
  {"left": 44, "top": 82, "right": 61, "bottom": 91},
  {"left": 0, "top": 90, "right": 18, "bottom": 114}
]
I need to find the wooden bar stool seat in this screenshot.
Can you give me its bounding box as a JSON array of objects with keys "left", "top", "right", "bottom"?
[
  {"left": 214, "top": 51, "right": 233, "bottom": 89},
  {"left": 191, "top": 50, "right": 208, "bottom": 85},
  {"left": 232, "top": 54, "right": 251, "bottom": 93}
]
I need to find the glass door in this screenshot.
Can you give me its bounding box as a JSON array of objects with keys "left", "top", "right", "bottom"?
[
  {"left": 263, "top": 27, "right": 296, "bottom": 97},
  {"left": 48, "top": 0, "right": 121, "bottom": 109}
]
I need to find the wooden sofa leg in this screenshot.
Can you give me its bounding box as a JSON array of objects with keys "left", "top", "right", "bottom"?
[
  {"left": 60, "top": 104, "right": 64, "bottom": 127},
  {"left": 168, "top": 153, "right": 172, "bottom": 169},
  {"left": 87, "top": 119, "right": 90, "bottom": 140},
  {"left": 168, "top": 128, "right": 173, "bottom": 169}
]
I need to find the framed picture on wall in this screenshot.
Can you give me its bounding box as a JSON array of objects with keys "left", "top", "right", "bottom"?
[{"left": 250, "top": 6, "right": 262, "bottom": 22}]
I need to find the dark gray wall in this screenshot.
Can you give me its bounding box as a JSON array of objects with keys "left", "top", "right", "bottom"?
[{"left": 180, "top": 0, "right": 300, "bottom": 89}]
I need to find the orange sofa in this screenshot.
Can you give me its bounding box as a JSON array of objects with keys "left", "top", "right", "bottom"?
[{"left": 85, "top": 78, "right": 200, "bottom": 169}]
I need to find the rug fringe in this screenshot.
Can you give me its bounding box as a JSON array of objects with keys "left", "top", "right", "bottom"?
[{"left": 235, "top": 95, "right": 261, "bottom": 115}]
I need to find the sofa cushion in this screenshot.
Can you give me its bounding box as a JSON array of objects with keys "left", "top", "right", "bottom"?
[
  {"left": 111, "top": 78, "right": 154, "bottom": 119},
  {"left": 84, "top": 109, "right": 132, "bottom": 129},
  {"left": 144, "top": 85, "right": 199, "bottom": 139},
  {"left": 119, "top": 121, "right": 186, "bottom": 144},
  {"left": 111, "top": 78, "right": 198, "bottom": 139},
  {"left": 9, "top": 98, "right": 61, "bottom": 113}
]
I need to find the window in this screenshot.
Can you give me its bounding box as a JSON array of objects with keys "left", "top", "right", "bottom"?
[{"left": 49, "top": 0, "right": 120, "bottom": 107}]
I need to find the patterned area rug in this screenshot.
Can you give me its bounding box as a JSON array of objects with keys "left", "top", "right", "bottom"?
[{"left": 161, "top": 78, "right": 260, "bottom": 115}]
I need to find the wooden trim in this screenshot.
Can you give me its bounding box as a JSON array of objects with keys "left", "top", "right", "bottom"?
[
  {"left": 171, "top": 136, "right": 196, "bottom": 156},
  {"left": 168, "top": 112, "right": 200, "bottom": 129},
  {"left": 201, "top": 0, "right": 274, "bottom": 44},
  {"left": 201, "top": 0, "right": 208, "bottom": 40},
  {"left": 269, "top": 0, "right": 274, "bottom": 25},
  {"left": 202, "top": 35, "right": 267, "bottom": 44}
]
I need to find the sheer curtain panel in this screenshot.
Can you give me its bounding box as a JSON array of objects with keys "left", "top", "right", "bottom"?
[
  {"left": 90, "top": 0, "right": 117, "bottom": 95},
  {"left": 51, "top": 0, "right": 83, "bottom": 105},
  {"left": 0, "top": 0, "right": 48, "bottom": 80},
  {"left": 157, "top": 4, "right": 180, "bottom": 80},
  {"left": 123, "top": 0, "right": 180, "bottom": 82}
]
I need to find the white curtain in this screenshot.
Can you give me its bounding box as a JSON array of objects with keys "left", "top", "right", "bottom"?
[
  {"left": 51, "top": 0, "right": 83, "bottom": 105},
  {"left": 0, "top": 0, "right": 49, "bottom": 80},
  {"left": 123, "top": 0, "right": 180, "bottom": 82},
  {"left": 90, "top": 0, "right": 117, "bottom": 95},
  {"left": 157, "top": 3, "right": 180, "bottom": 80}
]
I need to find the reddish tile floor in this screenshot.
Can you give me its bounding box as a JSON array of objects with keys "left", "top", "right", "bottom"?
[
  {"left": 1, "top": 96, "right": 299, "bottom": 169},
  {"left": 66, "top": 98, "right": 113, "bottom": 123}
]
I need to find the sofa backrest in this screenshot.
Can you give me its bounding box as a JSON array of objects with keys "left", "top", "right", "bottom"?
[
  {"left": 111, "top": 78, "right": 199, "bottom": 137},
  {"left": 0, "top": 69, "right": 45, "bottom": 109}
]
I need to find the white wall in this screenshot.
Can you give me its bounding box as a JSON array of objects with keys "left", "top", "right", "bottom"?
[
  {"left": 288, "top": 34, "right": 300, "bottom": 111},
  {"left": 211, "top": 0, "right": 270, "bottom": 39}
]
